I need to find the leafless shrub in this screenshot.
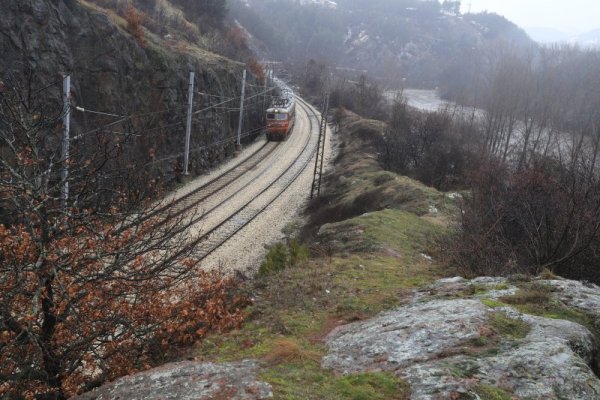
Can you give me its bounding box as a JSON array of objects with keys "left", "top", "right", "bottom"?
[
  {"left": 451, "top": 157, "right": 600, "bottom": 282},
  {"left": 378, "top": 101, "right": 483, "bottom": 190}
]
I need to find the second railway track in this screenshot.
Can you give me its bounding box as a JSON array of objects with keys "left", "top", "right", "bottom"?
[{"left": 164, "top": 97, "right": 322, "bottom": 264}]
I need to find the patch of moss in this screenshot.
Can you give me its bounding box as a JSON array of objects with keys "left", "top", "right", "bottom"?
[
  {"left": 489, "top": 312, "right": 530, "bottom": 339},
  {"left": 481, "top": 299, "right": 505, "bottom": 308},
  {"left": 509, "top": 299, "right": 599, "bottom": 340},
  {"left": 448, "top": 360, "right": 480, "bottom": 378},
  {"left": 497, "top": 281, "right": 600, "bottom": 347},
  {"left": 197, "top": 323, "right": 275, "bottom": 362},
  {"left": 356, "top": 209, "right": 447, "bottom": 256},
  {"left": 472, "top": 384, "right": 513, "bottom": 400},
  {"left": 333, "top": 373, "right": 410, "bottom": 400},
  {"left": 491, "top": 282, "right": 510, "bottom": 291}
]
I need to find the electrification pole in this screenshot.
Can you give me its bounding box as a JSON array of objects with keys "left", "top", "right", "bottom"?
[
  {"left": 262, "top": 66, "right": 268, "bottom": 117},
  {"left": 236, "top": 69, "right": 247, "bottom": 149},
  {"left": 61, "top": 75, "right": 71, "bottom": 208},
  {"left": 184, "top": 71, "right": 195, "bottom": 175}
]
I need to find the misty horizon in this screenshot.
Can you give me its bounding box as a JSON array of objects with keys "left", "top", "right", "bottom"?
[{"left": 462, "top": 0, "right": 600, "bottom": 35}]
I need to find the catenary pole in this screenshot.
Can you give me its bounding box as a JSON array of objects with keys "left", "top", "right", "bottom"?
[
  {"left": 236, "top": 69, "right": 247, "bottom": 148},
  {"left": 262, "top": 66, "right": 268, "bottom": 117},
  {"left": 184, "top": 71, "right": 195, "bottom": 175},
  {"left": 61, "top": 75, "right": 71, "bottom": 208}
]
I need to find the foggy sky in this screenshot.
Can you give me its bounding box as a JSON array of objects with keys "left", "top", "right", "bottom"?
[{"left": 462, "top": 0, "right": 600, "bottom": 34}]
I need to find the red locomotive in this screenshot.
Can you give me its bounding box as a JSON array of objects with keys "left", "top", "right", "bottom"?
[{"left": 265, "top": 95, "right": 295, "bottom": 141}]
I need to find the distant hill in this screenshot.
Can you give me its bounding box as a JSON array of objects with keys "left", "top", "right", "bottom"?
[
  {"left": 230, "top": 0, "right": 533, "bottom": 88},
  {"left": 526, "top": 26, "right": 600, "bottom": 47},
  {"left": 576, "top": 28, "right": 600, "bottom": 47},
  {"left": 526, "top": 27, "right": 570, "bottom": 43}
]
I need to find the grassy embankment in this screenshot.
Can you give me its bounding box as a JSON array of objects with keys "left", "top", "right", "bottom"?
[
  {"left": 193, "top": 110, "right": 600, "bottom": 399},
  {"left": 192, "top": 111, "right": 460, "bottom": 399}
]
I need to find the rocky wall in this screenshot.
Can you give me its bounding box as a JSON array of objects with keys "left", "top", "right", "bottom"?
[{"left": 0, "top": 0, "right": 264, "bottom": 185}]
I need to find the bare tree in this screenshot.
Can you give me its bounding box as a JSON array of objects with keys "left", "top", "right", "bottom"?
[{"left": 0, "top": 73, "right": 246, "bottom": 399}]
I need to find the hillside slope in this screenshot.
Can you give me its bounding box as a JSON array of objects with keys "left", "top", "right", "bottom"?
[{"left": 230, "top": 0, "right": 532, "bottom": 87}]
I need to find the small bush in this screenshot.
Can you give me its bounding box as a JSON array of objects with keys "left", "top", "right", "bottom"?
[
  {"left": 247, "top": 57, "right": 265, "bottom": 83},
  {"left": 289, "top": 239, "right": 310, "bottom": 267},
  {"left": 227, "top": 26, "right": 248, "bottom": 50},
  {"left": 263, "top": 338, "right": 321, "bottom": 365},
  {"left": 329, "top": 75, "right": 387, "bottom": 120},
  {"left": 124, "top": 5, "right": 146, "bottom": 47},
  {"left": 259, "top": 242, "right": 289, "bottom": 276},
  {"left": 259, "top": 240, "right": 310, "bottom": 276}
]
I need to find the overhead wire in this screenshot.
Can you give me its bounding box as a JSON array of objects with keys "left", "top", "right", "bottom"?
[
  {"left": 145, "top": 125, "right": 266, "bottom": 166},
  {"left": 69, "top": 82, "right": 277, "bottom": 159},
  {"left": 72, "top": 103, "right": 193, "bottom": 140}
]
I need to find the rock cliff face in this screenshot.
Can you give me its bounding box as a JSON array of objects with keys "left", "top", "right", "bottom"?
[{"left": 0, "top": 0, "right": 264, "bottom": 183}]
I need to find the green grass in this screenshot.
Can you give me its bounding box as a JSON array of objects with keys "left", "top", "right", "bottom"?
[
  {"left": 195, "top": 208, "right": 445, "bottom": 395},
  {"left": 261, "top": 362, "right": 410, "bottom": 400},
  {"left": 504, "top": 295, "right": 600, "bottom": 342},
  {"left": 361, "top": 209, "right": 447, "bottom": 253},
  {"left": 481, "top": 299, "right": 505, "bottom": 308},
  {"left": 319, "top": 208, "right": 448, "bottom": 256},
  {"left": 338, "top": 172, "right": 452, "bottom": 218}
]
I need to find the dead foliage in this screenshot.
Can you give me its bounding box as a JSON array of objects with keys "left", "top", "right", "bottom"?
[
  {"left": 124, "top": 5, "right": 146, "bottom": 47},
  {"left": 262, "top": 338, "right": 321, "bottom": 366}
]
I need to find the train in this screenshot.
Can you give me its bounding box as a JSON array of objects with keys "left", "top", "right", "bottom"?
[{"left": 265, "top": 89, "right": 295, "bottom": 141}]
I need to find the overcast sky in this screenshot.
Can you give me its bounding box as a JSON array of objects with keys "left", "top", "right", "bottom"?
[{"left": 462, "top": 0, "right": 600, "bottom": 34}]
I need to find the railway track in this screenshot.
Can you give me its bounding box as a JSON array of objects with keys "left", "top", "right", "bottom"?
[
  {"left": 146, "top": 140, "right": 279, "bottom": 224},
  {"left": 164, "top": 97, "right": 321, "bottom": 264}
]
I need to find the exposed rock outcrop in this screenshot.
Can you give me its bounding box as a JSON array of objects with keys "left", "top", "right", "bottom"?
[
  {"left": 541, "top": 279, "right": 600, "bottom": 321},
  {"left": 75, "top": 360, "right": 273, "bottom": 400},
  {"left": 323, "top": 277, "right": 600, "bottom": 399}
]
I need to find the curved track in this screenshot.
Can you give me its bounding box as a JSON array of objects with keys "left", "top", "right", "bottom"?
[{"left": 164, "top": 97, "right": 322, "bottom": 264}]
